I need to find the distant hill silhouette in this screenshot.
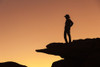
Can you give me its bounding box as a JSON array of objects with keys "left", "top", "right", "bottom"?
[
  {"left": 36, "top": 38, "right": 100, "bottom": 67},
  {"left": 0, "top": 61, "right": 27, "bottom": 67}
]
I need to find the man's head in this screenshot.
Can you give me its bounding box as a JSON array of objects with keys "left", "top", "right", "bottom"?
[{"left": 64, "top": 14, "right": 70, "bottom": 19}]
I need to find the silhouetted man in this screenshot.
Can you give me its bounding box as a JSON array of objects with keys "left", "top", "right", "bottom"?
[{"left": 64, "top": 14, "right": 73, "bottom": 44}]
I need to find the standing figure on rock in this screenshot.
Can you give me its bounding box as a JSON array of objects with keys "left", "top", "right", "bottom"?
[{"left": 64, "top": 14, "right": 73, "bottom": 44}]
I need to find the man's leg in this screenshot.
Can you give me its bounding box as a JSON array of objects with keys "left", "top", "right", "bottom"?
[
  {"left": 64, "top": 31, "right": 68, "bottom": 43},
  {"left": 68, "top": 32, "right": 71, "bottom": 43}
]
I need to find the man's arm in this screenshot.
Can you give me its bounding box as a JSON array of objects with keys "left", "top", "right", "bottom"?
[{"left": 69, "top": 19, "right": 73, "bottom": 27}]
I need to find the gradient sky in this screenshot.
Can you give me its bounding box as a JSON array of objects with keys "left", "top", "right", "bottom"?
[{"left": 0, "top": 0, "right": 100, "bottom": 67}]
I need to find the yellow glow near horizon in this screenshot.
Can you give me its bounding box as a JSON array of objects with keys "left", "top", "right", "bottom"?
[{"left": 0, "top": 0, "right": 100, "bottom": 67}]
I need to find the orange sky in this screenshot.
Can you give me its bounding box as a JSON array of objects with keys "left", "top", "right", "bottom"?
[{"left": 0, "top": 0, "right": 100, "bottom": 67}]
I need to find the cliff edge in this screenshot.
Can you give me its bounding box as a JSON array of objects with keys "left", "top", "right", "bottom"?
[{"left": 36, "top": 38, "right": 100, "bottom": 67}]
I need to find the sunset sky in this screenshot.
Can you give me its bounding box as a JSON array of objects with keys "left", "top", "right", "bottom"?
[{"left": 0, "top": 0, "right": 100, "bottom": 67}]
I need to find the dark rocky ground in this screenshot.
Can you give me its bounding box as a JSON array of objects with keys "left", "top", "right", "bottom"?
[
  {"left": 36, "top": 38, "right": 100, "bottom": 67},
  {"left": 0, "top": 61, "right": 27, "bottom": 67}
]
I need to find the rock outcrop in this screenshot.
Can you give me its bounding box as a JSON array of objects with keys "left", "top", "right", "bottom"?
[
  {"left": 36, "top": 38, "right": 100, "bottom": 67},
  {"left": 0, "top": 61, "right": 27, "bottom": 67}
]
